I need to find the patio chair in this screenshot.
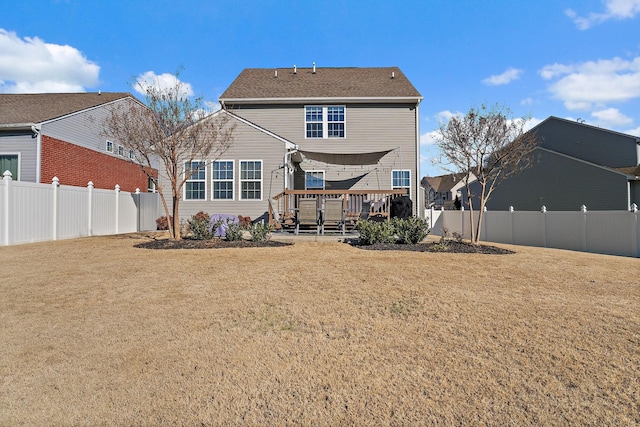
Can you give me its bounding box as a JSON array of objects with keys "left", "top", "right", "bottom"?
[
  {"left": 295, "top": 198, "right": 320, "bottom": 235},
  {"left": 321, "top": 198, "right": 345, "bottom": 235}
]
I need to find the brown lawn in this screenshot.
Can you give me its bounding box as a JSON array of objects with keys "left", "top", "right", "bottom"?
[{"left": 1, "top": 233, "right": 638, "bottom": 425}]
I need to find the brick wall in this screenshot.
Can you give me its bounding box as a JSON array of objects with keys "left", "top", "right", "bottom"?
[{"left": 41, "top": 135, "right": 157, "bottom": 192}]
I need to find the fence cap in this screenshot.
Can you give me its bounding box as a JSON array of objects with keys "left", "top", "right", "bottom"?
[{"left": 2, "top": 170, "right": 12, "bottom": 180}]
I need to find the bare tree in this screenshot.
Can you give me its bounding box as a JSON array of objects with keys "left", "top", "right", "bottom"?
[
  {"left": 103, "top": 72, "right": 235, "bottom": 240},
  {"left": 436, "top": 104, "right": 539, "bottom": 244}
]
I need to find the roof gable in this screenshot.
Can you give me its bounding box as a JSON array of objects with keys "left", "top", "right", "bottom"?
[
  {"left": 0, "top": 92, "right": 132, "bottom": 125},
  {"left": 220, "top": 67, "right": 422, "bottom": 101}
]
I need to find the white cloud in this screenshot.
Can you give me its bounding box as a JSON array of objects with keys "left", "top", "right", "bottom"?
[
  {"left": 482, "top": 68, "right": 523, "bottom": 86},
  {"left": 420, "top": 129, "right": 440, "bottom": 146},
  {"left": 520, "top": 97, "right": 534, "bottom": 106},
  {"left": 539, "top": 56, "right": 640, "bottom": 110},
  {"left": 623, "top": 125, "right": 640, "bottom": 136},
  {"left": 134, "top": 71, "right": 194, "bottom": 98},
  {"left": 0, "top": 29, "right": 99, "bottom": 93},
  {"left": 591, "top": 108, "right": 633, "bottom": 126},
  {"left": 566, "top": 0, "right": 640, "bottom": 29}
]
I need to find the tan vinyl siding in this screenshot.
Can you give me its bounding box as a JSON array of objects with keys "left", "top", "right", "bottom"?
[
  {"left": 232, "top": 102, "right": 418, "bottom": 208},
  {"left": 0, "top": 132, "right": 38, "bottom": 182},
  {"left": 159, "top": 115, "right": 287, "bottom": 222}
]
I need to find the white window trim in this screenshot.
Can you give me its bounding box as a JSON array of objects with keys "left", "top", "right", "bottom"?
[
  {"left": 0, "top": 152, "right": 21, "bottom": 181},
  {"left": 304, "top": 105, "right": 346, "bottom": 139},
  {"left": 212, "top": 159, "right": 235, "bottom": 201},
  {"left": 239, "top": 159, "right": 263, "bottom": 201},
  {"left": 118, "top": 145, "right": 125, "bottom": 156},
  {"left": 305, "top": 170, "right": 325, "bottom": 190},
  {"left": 391, "top": 169, "right": 411, "bottom": 193},
  {"left": 106, "top": 140, "right": 114, "bottom": 153},
  {"left": 183, "top": 160, "right": 207, "bottom": 201}
]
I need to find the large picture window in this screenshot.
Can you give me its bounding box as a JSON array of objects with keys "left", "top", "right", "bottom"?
[
  {"left": 0, "top": 154, "right": 19, "bottom": 180},
  {"left": 305, "top": 106, "right": 345, "bottom": 139},
  {"left": 212, "top": 160, "right": 234, "bottom": 200},
  {"left": 305, "top": 171, "right": 325, "bottom": 190},
  {"left": 240, "top": 160, "right": 262, "bottom": 200},
  {"left": 184, "top": 161, "right": 206, "bottom": 200},
  {"left": 392, "top": 170, "right": 411, "bottom": 190}
]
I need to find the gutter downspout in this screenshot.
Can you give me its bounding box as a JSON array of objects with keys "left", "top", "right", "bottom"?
[
  {"left": 415, "top": 101, "right": 421, "bottom": 217},
  {"left": 32, "top": 124, "right": 42, "bottom": 183}
]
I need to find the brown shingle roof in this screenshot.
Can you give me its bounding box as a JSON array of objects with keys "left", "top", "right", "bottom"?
[
  {"left": 0, "top": 92, "right": 131, "bottom": 125},
  {"left": 219, "top": 67, "right": 422, "bottom": 101}
]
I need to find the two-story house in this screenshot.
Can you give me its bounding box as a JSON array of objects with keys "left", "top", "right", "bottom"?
[
  {"left": 0, "top": 92, "right": 156, "bottom": 192},
  {"left": 471, "top": 116, "right": 640, "bottom": 211},
  {"left": 175, "top": 66, "right": 423, "bottom": 223},
  {"left": 421, "top": 173, "right": 476, "bottom": 210}
]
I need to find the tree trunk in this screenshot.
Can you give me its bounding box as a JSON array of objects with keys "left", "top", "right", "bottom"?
[{"left": 172, "top": 195, "right": 181, "bottom": 240}]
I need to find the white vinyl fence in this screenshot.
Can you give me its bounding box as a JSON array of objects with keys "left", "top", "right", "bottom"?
[
  {"left": 1, "top": 172, "right": 161, "bottom": 246},
  {"left": 426, "top": 205, "right": 640, "bottom": 258}
]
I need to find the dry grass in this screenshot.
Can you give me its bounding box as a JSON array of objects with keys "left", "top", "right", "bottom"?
[{"left": 1, "top": 233, "right": 638, "bottom": 426}]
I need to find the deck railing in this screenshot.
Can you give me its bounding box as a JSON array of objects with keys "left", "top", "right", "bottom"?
[{"left": 268, "top": 189, "right": 408, "bottom": 227}]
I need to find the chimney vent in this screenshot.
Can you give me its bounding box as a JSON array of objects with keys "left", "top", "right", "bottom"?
[
  {"left": 391, "top": 72, "right": 395, "bottom": 79},
  {"left": 294, "top": 65, "right": 297, "bottom": 74},
  {"left": 274, "top": 69, "right": 278, "bottom": 78},
  {"left": 312, "top": 62, "right": 316, "bottom": 74}
]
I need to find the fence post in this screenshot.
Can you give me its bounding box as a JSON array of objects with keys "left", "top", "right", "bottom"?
[
  {"left": 52, "top": 177, "right": 60, "bottom": 241},
  {"left": 631, "top": 203, "right": 638, "bottom": 258},
  {"left": 482, "top": 206, "right": 487, "bottom": 241},
  {"left": 541, "top": 205, "right": 547, "bottom": 248},
  {"left": 87, "top": 181, "right": 94, "bottom": 236},
  {"left": 509, "top": 206, "right": 515, "bottom": 245},
  {"left": 580, "top": 205, "right": 588, "bottom": 252},
  {"left": 115, "top": 184, "right": 120, "bottom": 234},
  {"left": 135, "top": 188, "right": 141, "bottom": 232},
  {"left": 3, "top": 170, "right": 12, "bottom": 246},
  {"left": 460, "top": 205, "right": 465, "bottom": 239}
]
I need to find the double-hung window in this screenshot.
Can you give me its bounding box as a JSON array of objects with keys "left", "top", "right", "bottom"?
[
  {"left": 305, "top": 106, "right": 345, "bottom": 139},
  {"left": 212, "top": 160, "right": 234, "bottom": 200},
  {"left": 392, "top": 170, "right": 411, "bottom": 191},
  {"left": 240, "top": 160, "right": 262, "bottom": 200},
  {"left": 305, "top": 171, "right": 325, "bottom": 190},
  {"left": 184, "top": 161, "right": 206, "bottom": 200},
  {"left": 0, "top": 154, "right": 19, "bottom": 180},
  {"left": 106, "top": 140, "right": 114, "bottom": 153}
]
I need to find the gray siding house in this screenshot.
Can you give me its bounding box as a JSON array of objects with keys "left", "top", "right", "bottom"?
[
  {"left": 0, "top": 92, "right": 155, "bottom": 192},
  {"left": 476, "top": 116, "right": 640, "bottom": 211},
  {"left": 175, "top": 66, "right": 423, "bottom": 222}
]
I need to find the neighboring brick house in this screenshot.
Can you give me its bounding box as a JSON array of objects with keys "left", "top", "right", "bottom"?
[
  {"left": 170, "top": 66, "right": 423, "bottom": 221},
  {"left": 0, "top": 92, "right": 157, "bottom": 192}
]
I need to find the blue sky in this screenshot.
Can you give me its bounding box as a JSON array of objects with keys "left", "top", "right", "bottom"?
[{"left": 1, "top": 0, "right": 639, "bottom": 176}]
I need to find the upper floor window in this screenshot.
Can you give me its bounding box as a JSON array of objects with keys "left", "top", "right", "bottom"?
[
  {"left": 240, "top": 160, "right": 262, "bottom": 200},
  {"left": 184, "top": 161, "right": 206, "bottom": 200},
  {"left": 305, "top": 170, "right": 325, "bottom": 190},
  {"left": 392, "top": 170, "right": 411, "bottom": 191},
  {"left": 118, "top": 145, "right": 125, "bottom": 156},
  {"left": 106, "top": 140, "right": 114, "bottom": 153},
  {"left": 212, "top": 160, "right": 234, "bottom": 200},
  {"left": 305, "top": 106, "right": 345, "bottom": 139}
]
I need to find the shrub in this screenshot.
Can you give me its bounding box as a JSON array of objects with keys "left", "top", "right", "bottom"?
[
  {"left": 393, "top": 217, "right": 430, "bottom": 244},
  {"left": 356, "top": 219, "right": 396, "bottom": 245},
  {"left": 224, "top": 220, "right": 246, "bottom": 241},
  {"left": 188, "top": 211, "right": 214, "bottom": 240},
  {"left": 249, "top": 222, "right": 274, "bottom": 242},
  {"left": 156, "top": 215, "right": 172, "bottom": 231}
]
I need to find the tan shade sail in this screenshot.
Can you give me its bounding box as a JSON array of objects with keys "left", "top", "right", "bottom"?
[{"left": 291, "top": 149, "right": 393, "bottom": 165}]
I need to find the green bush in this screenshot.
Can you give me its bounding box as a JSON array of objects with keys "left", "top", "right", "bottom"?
[
  {"left": 224, "top": 220, "right": 245, "bottom": 241},
  {"left": 393, "top": 217, "right": 430, "bottom": 244},
  {"left": 356, "top": 220, "right": 396, "bottom": 245},
  {"left": 188, "top": 211, "right": 214, "bottom": 240},
  {"left": 248, "top": 222, "right": 274, "bottom": 241}
]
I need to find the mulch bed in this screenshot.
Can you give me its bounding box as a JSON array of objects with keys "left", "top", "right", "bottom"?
[
  {"left": 351, "top": 240, "right": 515, "bottom": 254},
  {"left": 134, "top": 239, "right": 292, "bottom": 250},
  {"left": 135, "top": 237, "right": 514, "bottom": 254}
]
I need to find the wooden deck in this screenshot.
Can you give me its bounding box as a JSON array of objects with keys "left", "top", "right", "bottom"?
[{"left": 268, "top": 189, "right": 408, "bottom": 231}]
